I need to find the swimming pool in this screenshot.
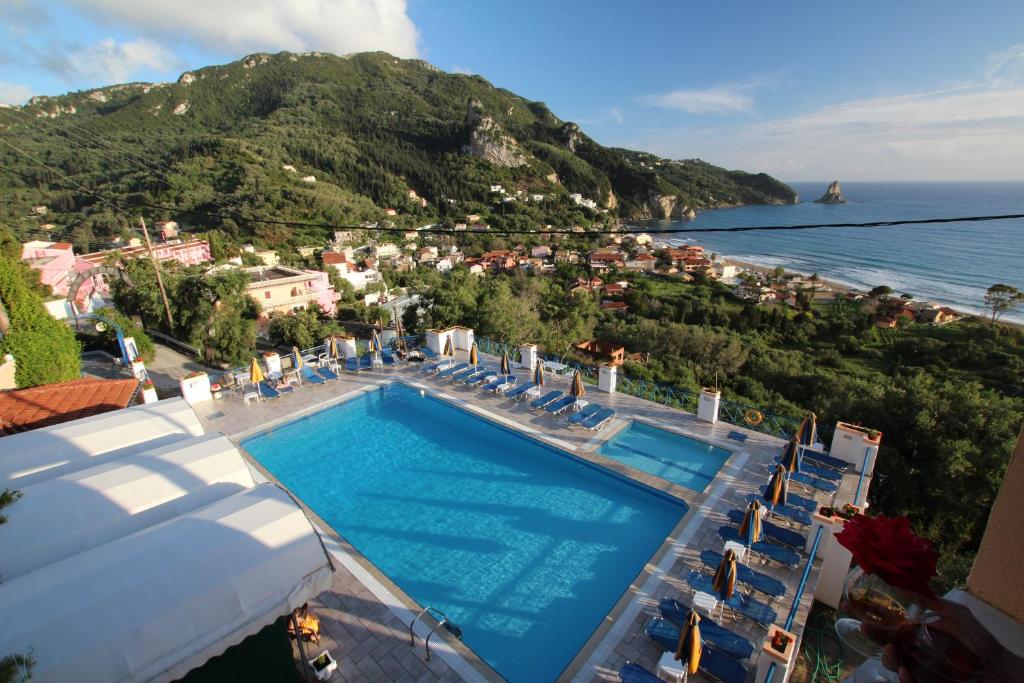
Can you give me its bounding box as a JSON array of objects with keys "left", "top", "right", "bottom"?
[
  {"left": 242, "top": 383, "right": 685, "bottom": 682},
  {"left": 597, "top": 421, "right": 731, "bottom": 492}
]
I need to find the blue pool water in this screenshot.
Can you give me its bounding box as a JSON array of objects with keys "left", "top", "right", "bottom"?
[
  {"left": 242, "top": 383, "right": 685, "bottom": 682},
  {"left": 598, "top": 422, "right": 731, "bottom": 492}
]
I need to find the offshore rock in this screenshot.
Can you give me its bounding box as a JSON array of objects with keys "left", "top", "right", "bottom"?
[{"left": 815, "top": 180, "right": 846, "bottom": 204}]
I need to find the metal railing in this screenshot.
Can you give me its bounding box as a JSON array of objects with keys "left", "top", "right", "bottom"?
[
  {"left": 718, "top": 397, "right": 801, "bottom": 440},
  {"left": 616, "top": 375, "right": 700, "bottom": 413},
  {"left": 476, "top": 336, "right": 522, "bottom": 363}
]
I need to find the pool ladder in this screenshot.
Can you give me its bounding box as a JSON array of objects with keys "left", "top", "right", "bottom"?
[{"left": 408, "top": 606, "right": 463, "bottom": 661}]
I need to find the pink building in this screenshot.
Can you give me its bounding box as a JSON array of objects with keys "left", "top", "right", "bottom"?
[
  {"left": 79, "top": 239, "right": 212, "bottom": 268},
  {"left": 20, "top": 241, "right": 78, "bottom": 295}
]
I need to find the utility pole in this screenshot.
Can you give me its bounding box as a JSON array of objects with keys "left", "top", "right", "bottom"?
[{"left": 140, "top": 217, "right": 174, "bottom": 330}]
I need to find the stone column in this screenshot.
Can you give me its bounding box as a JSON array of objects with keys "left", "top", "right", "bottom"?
[
  {"left": 179, "top": 373, "right": 212, "bottom": 406},
  {"left": 598, "top": 364, "right": 617, "bottom": 394},
  {"left": 809, "top": 509, "right": 860, "bottom": 610},
  {"left": 697, "top": 388, "right": 721, "bottom": 423},
  {"left": 339, "top": 336, "right": 357, "bottom": 360}
]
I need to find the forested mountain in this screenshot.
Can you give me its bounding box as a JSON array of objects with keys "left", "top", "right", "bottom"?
[{"left": 0, "top": 51, "right": 795, "bottom": 250}]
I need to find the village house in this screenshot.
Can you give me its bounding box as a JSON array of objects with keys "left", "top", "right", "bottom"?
[
  {"left": 604, "top": 282, "right": 627, "bottom": 297},
  {"left": 601, "top": 301, "right": 629, "bottom": 312},
  {"left": 301, "top": 175, "right": 316, "bottom": 184},
  {"left": 155, "top": 221, "right": 179, "bottom": 241},
  {"left": 531, "top": 245, "right": 551, "bottom": 259},
  {"left": 554, "top": 250, "right": 579, "bottom": 264},
  {"left": 80, "top": 239, "right": 213, "bottom": 269},
  {"left": 465, "top": 214, "right": 481, "bottom": 223},
  {"left": 624, "top": 253, "right": 656, "bottom": 272},
  {"left": 574, "top": 340, "right": 626, "bottom": 366},
  {"left": 371, "top": 243, "right": 400, "bottom": 259},
  {"left": 244, "top": 265, "right": 338, "bottom": 316},
  {"left": 296, "top": 246, "right": 317, "bottom": 258},
  {"left": 919, "top": 306, "right": 959, "bottom": 324},
  {"left": 384, "top": 208, "right": 398, "bottom": 216},
  {"left": 589, "top": 251, "right": 625, "bottom": 270}
]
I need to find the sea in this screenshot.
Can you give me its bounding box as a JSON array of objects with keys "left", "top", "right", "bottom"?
[{"left": 642, "top": 181, "right": 1024, "bottom": 322}]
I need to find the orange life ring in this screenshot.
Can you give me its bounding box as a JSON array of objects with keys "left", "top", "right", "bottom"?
[{"left": 744, "top": 409, "right": 764, "bottom": 427}]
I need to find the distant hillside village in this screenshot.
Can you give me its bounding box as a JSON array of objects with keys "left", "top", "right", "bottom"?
[{"left": 20, "top": 208, "right": 959, "bottom": 333}]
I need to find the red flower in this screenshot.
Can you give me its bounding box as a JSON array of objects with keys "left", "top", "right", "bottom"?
[{"left": 835, "top": 515, "right": 938, "bottom": 597}]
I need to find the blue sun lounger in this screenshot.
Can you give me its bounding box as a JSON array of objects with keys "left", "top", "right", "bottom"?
[
  {"left": 620, "top": 654, "right": 747, "bottom": 683},
  {"left": 530, "top": 390, "right": 563, "bottom": 410},
  {"left": 760, "top": 485, "right": 818, "bottom": 512},
  {"left": 685, "top": 570, "right": 778, "bottom": 627},
  {"left": 654, "top": 603, "right": 755, "bottom": 659},
  {"left": 787, "top": 470, "right": 838, "bottom": 494},
  {"left": 458, "top": 369, "right": 489, "bottom": 385},
  {"left": 745, "top": 494, "right": 812, "bottom": 526},
  {"left": 316, "top": 365, "right": 340, "bottom": 381},
  {"left": 436, "top": 362, "right": 469, "bottom": 379},
  {"left": 469, "top": 372, "right": 498, "bottom": 387},
  {"left": 803, "top": 449, "right": 850, "bottom": 472},
  {"left": 545, "top": 395, "right": 582, "bottom": 415},
  {"left": 504, "top": 382, "right": 535, "bottom": 399},
  {"left": 345, "top": 358, "right": 359, "bottom": 372},
  {"left": 726, "top": 509, "right": 807, "bottom": 549},
  {"left": 482, "top": 375, "right": 515, "bottom": 392},
  {"left": 717, "top": 526, "right": 801, "bottom": 568},
  {"left": 773, "top": 457, "right": 843, "bottom": 482},
  {"left": 581, "top": 407, "right": 616, "bottom": 430},
  {"left": 420, "top": 346, "right": 439, "bottom": 360},
  {"left": 423, "top": 358, "right": 452, "bottom": 374},
  {"left": 359, "top": 355, "right": 373, "bottom": 369},
  {"left": 642, "top": 621, "right": 750, "bottom": 683},
  {"left": 300, "top": 366, "right": 327, "bottom": 386},
  {"left": 568, "top": 404, "right": 602, "bottom": 426},
  {"left": 381, "top": 349, "right": 396, "bottom": 365},
  {"left": 257, "top": 382, "right": 281, "bottom": 399},
  {"left": 447, "top": 366, "right": 478, "bottom": 383},
  {"left": 699, "top": 549, "right": 787, "bottom": 599}
]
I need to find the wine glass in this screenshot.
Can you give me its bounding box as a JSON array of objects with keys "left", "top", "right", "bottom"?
[
  {"left": 836, "top": 567, "right": 917, "bottom": 658},
  {"left": 894, "top": 615, "right": 985, "bottom": 683}
]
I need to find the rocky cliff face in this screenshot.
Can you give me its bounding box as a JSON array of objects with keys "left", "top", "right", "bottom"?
[
  {"left": 560, "top": 122, "right": 583, "bottom": 152},
  {"left": 462, "top": 99, "right": 530, "bottom": 168},
  {"left": 815, "top": 180, "right": 846, "bottom": 204},
  {"left": 638, "top": 194, "right": 697, "bottom": 220}
]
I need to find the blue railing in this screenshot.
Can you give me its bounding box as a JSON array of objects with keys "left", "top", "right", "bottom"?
[
  {"left": 718, "top": 397, "right": 801, "bottom": 440},
  {"left": 854, "top": 446, "right": 871, "bottom": 505},
  {"left": 475, "top": 336, "right": 523, "bottom": 363},
  {"left": 617, "top": 375, "right": 700, "bottom": 413},
  {"left": 763, "top": 524, "right": 825, "bottom": 683}
]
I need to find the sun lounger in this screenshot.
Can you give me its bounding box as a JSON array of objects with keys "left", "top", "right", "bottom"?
[
  {"left": 481, "top": 375, "right": 514, "bottom": 392},
  {"left": 685, "top": 571, "right": 778, "bottom": 627},
  {"left": 802, "top": 449, "right": 849, "bottom": 472},
  {"left": 381, "top": 349, "right": 396, "bottom": 365},
  {"left": 530, "top": 390, "right": 563, "bottom": 409},
  {"left": 316, "top": 365, "right": 340, "bottom": 381},
  {"left": 581, "top": 407, "right": 616, "bottom": 430},
  {"left": 345, "top": 358, "right": 359, "bottom": 372},
  {"left": 491, "top": 376, "right": 518, "bottom": 393},
  {"left": 423, "top": 358, "right": 452, "bottom": 374},
  {"left": 257, "top": 382, "right": 281, "bottom": 399},
  {"left": 787, "top": 470, "right": 838, "bottom": 494},
  {"left": 300, "top": 366, "right": 327, "bottom": 386},
  {"left": 620, "top": 651, "right": 747, "bottom": 683},
  {"left": 459, "top": 369, "right": 490, "bottom": 385},
  {"left": 568, "top": 404, "right": 602, "bottom": 426},
  {"left": 699, "top": 550, "right": 787, "bottom": 599},
  {"left": 653, "top": 603, "right": 755, "bottom": 660},
  {"left": 773, "top": 457, "right": 843, "bottom": 482},
  {"left": 760, "top": 485, "right": 817, "bottom": 512},
  {"left": 359, "top": 355, "right": 373, "bottom": 369},
  {"left": 469, "top": 373, "right": 498, "bottom": 387},
  {"left": 545, "top": 396, "right": 583, "bottom": 415},
  {"left": 643, "top": 619, "right": 752, "bottom": 683},
  {"left": 447, "top": 367, "right": 478, "bottom": 383},
  {"left": 717, "top": 526, "right": 800, "bottom": 568},
  {"left": 435, "top": 362, "right": 469, "bottom": 379},
  {"left": 503, "top": 382, "right": 535, "bottom": 399},
  {"left": 619, "top": 663, "right": 661, "bottom": 683},
  {"left": 744, "top": 494, "right": 811, "bottom": 526},
  {"left": 726, "top": 510, "right": 807, "bottom": 549},
  {"left": 420, "top": 346, "right": 439, "bottom": 360}
]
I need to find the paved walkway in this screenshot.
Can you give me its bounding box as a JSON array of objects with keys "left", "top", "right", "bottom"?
[{"left": 197, "top": 353, "right": 864, "bottom": 683}]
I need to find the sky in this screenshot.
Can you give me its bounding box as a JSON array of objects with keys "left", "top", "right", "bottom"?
[{"left": 2, "top": 0, "right": 1023, "bottom": 181}]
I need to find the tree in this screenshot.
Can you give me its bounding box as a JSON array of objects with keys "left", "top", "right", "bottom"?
[
  {"left": 1, "top": 653, "right": 34, "bottom": 683},
  {"left": 0, "top": 488, "right": 21, "bottom": 525},
  {"left": 95, "top": 307, "right": 156, "bottom": 362},
  {"left": 984, "top": 284, "right": 1024, "bottom": 322},
  {"left": 868, "top": 285, "right": 893, "bottom": 299},
  {"left": 0, "top": 257, "right": 81, "bottom": 387}
]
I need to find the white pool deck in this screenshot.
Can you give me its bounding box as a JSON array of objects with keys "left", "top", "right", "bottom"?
[{"left": 198, "top": 352, "right": 866, "bottom": 683}]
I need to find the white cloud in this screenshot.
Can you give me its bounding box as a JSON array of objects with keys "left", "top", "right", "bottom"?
[
  {"left": 633, "top": 84, "right": 1024, "bottom": 180},
  {"left": 69, "top": 38, "right": 176, "bottom": 84},
  {"left": 608, "top": 107, "right": 624, "bottom": 124},
  {"left": 68, "top": 0, "right": 420, "bottom": 58},
  {"left": 644, "top": 83, "right": 754, "bottom": 114},
  {"left": 450, "top": 65, "right": 473, "bottom": 75},
  {"left": 0, "top": 81, "right": 33, "bottom": 105}
]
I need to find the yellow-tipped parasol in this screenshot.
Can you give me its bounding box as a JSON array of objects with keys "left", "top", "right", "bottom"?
[{"left": 674, "top": 609, "right": 702, "bottom": 678}]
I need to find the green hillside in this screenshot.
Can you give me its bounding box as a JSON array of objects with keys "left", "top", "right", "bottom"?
[{"left": 0, "top": 51, "right": 795, "bottom": 250}]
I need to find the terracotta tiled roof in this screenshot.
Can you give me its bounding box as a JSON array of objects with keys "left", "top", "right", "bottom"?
[
  {"left": 0, "top": 378, "right": 140, "bottom": 436},
  {"left": 322, "top": 252, "right": 347, "bottom": 265}
]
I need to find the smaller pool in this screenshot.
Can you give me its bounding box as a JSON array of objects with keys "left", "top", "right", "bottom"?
[{"left": 598, "top": 421, "right": 730, "bottom": 492}]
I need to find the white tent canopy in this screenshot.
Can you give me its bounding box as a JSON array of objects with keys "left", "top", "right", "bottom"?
[
  {"left": 1, "top": 433, "right": 256, "bottom": 581},
  {"left": 0, "top": 398, "right": 204, "bottom": 488},
  {"left": 0, "top": 484, "right": 333, "bottom": 683}
]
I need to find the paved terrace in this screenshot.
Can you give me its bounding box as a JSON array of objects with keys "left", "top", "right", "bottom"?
[{"left": 197, "top": 352, "right": 864, "bottom": 683}]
